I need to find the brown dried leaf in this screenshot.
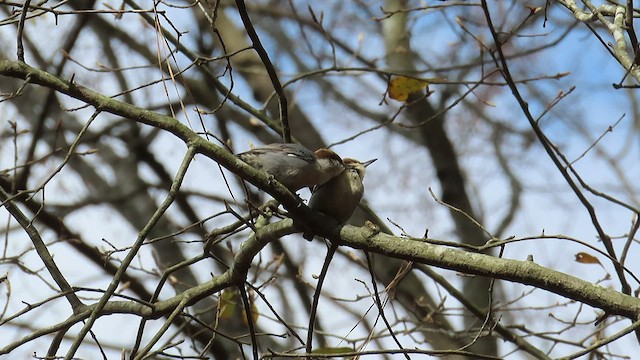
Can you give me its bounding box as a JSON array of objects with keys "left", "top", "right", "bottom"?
[{"left": 575, "top": 252, "right": 601, "bottom": 264}]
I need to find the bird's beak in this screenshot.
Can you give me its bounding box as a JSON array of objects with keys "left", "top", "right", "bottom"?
[{"left": 362, "top": 159, "right": 377, "bottom": 167}]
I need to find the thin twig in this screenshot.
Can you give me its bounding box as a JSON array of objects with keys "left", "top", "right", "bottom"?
[
  {"left": 16, "top": 0, "right": 31, "bottom": 62},
  {"left": 619, "top": 215, "right": 640, "bottom": 269},
  {"left": 306, "top": 242, "right": 337, "bottom": 353},
  {"left": 569, "top": 114, "right": 625, "bottom": 166},
  {"left": 559, "top": 317, "right": 640, "bottom": 359},
  {"left": 133, "top": 298, "right": 189, "bottom": 360},
  {"left": 364, "top": 251, "right": 409, "bottom": 360},
  {"left": 27, "top": 110, "right": 101, "bottom": 201},
  {"left": 0, "top": 187, "right": 84, "bottom": 312},
  {"left": 238, "top": 285, "right": 259, "bottom": 360},
  {"left": 428, "top": 188, "right": 495, "bottom": 240},
  {"left": 234, "top": 0, "right": 290, "bottom": 142},
  {"left": 412, "top": 264, "right": 552, "bottom": 360}
]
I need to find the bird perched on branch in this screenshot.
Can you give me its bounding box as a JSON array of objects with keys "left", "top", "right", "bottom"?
[
  {"left": 304, "top": 158, "right": 376, "bottom": 240},
  {"left": 238, "top": 143, "right": 344, "bottom": 192}
]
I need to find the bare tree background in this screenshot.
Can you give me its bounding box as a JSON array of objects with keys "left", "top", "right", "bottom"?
[{"left": 1, "top": 0, "right": 640, "bottom": 359}]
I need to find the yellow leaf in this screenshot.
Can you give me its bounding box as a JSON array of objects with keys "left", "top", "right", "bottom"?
[
  {"left": 388, "top": 76, "right": 429, "bottom": 102},
  {"left": 218, "top": 289, "right": 238, "bottom": 320}
]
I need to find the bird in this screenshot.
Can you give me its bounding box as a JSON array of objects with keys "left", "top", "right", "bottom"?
[
  {"left": 303, "top": 158, "right": 376, "bottom": 240},
  {"left": 238, "top": 143, "right": 344, "bottom": 192}
]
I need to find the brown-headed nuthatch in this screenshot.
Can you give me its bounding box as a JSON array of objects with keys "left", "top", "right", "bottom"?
[
  {"left": 304, "top": 158, "right": 376, "bottom": 240},
  {"left": 238, "top": 143, "right": 344, "bottom": 192}
]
